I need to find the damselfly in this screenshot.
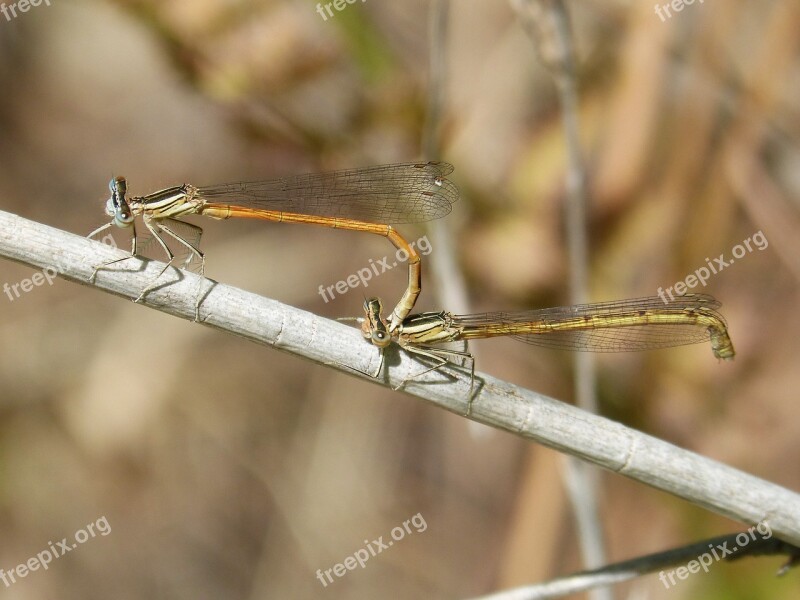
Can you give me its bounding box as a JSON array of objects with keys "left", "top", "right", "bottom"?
[
  {"left": 354, "top": 295, "right": 735, "bottom": 413},
  {"left": 88, "top": 162, "right": 458, "bottom": 327}
]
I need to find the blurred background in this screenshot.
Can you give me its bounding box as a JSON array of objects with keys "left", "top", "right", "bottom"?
[{"left": 0, "top": 0, "right": 798, "bottom": 598}]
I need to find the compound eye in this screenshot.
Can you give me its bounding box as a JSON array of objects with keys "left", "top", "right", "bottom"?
[
  {"left": 112, "top": 199, "right": 134, "bottom": 226},
  {"left": 371, "top": 330, "right": 390, "bottom": 348},
  {"left": 115, "top": 210, "right": 135, "bottom": 226}
]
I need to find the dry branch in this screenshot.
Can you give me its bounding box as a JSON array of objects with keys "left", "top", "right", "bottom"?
[{"left": 1, "top": 208, "right": 799, "bottom": 546}]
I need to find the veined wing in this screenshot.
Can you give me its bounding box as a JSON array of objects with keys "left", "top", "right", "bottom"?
[
  {"left": 452, "top": 295, "right": 730, "bottom": 354},
  {"left": 194, "top": 162, "right": 458, "bottom": 224}
]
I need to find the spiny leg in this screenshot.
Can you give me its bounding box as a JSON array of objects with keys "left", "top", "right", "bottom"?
[
  {"left": 87, "top": 221, "right": 138, "bottom": 283},
  {"left": 329, "top": 318, "right": 387, "bottom": 380},
  {"left": 134, "top": 219, "right": 177, "bottom": 303},
  {"left": 394, "top": 341, "right": 463, "bottom": 378},
  {"left": 397, "top": 343, "right": 477, "bottom": 415},
  {"left": 341, "top": 347, "right": 385, "bottom": 379},
  {"left": 463, "top": 356, "right": 476, "bottom": 416},
  {"left": 156, "top": 220, "right": 205, "bottom": 320},
  {"left": 373, "top": 347, "right": 385, "bottom": 378}
]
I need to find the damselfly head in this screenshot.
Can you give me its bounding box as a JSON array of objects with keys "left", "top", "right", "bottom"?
[
  {"left": 106, "top": 176, "right": 134, "bottom": 227},
  {"left": 363, "top": 297, "right": 384, "bottom": 316},
  {"left": 362, "top": 297, "right": 392, "bottom": 348}
]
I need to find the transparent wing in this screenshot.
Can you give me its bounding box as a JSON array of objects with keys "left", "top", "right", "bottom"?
[
  {"left": 453, "top": 295, "right": 728, "bottom": 353},
  {"left": 194, "top": 162, "right": 458, "bottom": 224}
]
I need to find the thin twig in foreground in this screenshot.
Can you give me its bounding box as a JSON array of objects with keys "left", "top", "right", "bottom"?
[
  {"left": 471, "top": 529, "right": 799, "bottom": 600},
  {"left": 1, "top": 208, "right": 800, "bottom": 547}
]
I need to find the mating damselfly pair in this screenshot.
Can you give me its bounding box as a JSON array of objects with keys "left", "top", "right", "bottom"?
[{"left": 87, "top": 161, "right": 735, "bottom": 390}]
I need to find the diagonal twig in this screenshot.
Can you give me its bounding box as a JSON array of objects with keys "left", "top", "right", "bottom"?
[{"left": 1, "top": 207, "right": 800, "bottom": 547}]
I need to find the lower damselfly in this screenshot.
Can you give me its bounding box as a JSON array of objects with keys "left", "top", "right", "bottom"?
[{"left": 353, "top": 295, "right": 735, "bottom": 413}]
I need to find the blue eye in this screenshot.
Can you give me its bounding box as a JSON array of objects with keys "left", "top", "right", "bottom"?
[{"left": 115, "top": 211, "right": 135, "bottom": 226}]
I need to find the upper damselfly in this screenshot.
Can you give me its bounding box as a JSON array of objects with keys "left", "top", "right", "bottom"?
[{"left": 88, "top": 162, "right": 458, "bottom": 327}]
